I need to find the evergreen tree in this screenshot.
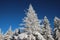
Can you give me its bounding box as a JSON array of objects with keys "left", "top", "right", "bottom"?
[
  {"left": 0, "top": 29, "right": 3, "bottom": 40},
  {"left": 4, "top": 25, "right": 13, "bottom": 40},
  {"left": 20, "top": 4, "right": 42, "bottom": 34},
  {"left": 5, "top": 25, "right": 13, "bottom": 35},
  {"left": 54, "top": 17, "right": 60, "bottom": 40},
  {"left": 42, "top": 16, "right": 54, "bottom": 40}
]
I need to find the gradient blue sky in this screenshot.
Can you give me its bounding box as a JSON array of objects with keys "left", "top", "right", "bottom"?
[{"left": 0, "top": 0, "right": 60, "bottom": 33}]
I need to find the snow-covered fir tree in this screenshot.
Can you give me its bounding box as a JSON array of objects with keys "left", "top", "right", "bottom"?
[
  {"left": 19, "top": 4, "right": 46, "bottom": 40},
  {"left": 0, "top": 29, "right": 3, "bottom": 40},
  {"left": 4, "top": 25, "right": 13, "bottom": 35},
  {"left": 4, "top": 25, "right": 13, "bottom": 40},
  {"left": 54, "top": 17, "right": 60, "bottom": 40},
  {"left": 20, "top": 4, "right": 42, "bottom": 34},
  {"left": 42, "top": 16, "right": 54, "bottom": 40}
]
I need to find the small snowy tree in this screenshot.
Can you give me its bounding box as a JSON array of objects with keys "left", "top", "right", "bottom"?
[
  {"left": 20, "top": 4, "right": 42, "bottom": 34},
  {"left": 4, "top": 25, "right": 13, "bottom": 40},
  {"left": 42, "top": 16, "right": 54, "bottom": 40},
  {"left": 0, "top": 29, "right": 3, "bottom": 40},
  {"left": 5, "top": 25, "right": 13, "bottom": 36},
  {"left": 54, "top": 17, "right": 60, "bottom": 40}
]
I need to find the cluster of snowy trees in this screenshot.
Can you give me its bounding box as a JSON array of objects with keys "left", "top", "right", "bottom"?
[{"left": 0, "top": 4, "right": 60, "bottom": 40}]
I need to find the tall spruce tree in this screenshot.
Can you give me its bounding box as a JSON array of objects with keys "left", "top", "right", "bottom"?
[{"left": 21, "top": 4, "right": 42, "bottom": 34}]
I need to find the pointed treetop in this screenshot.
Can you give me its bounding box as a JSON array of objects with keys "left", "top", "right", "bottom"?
[
  {"left": 0, "top": 28, "right": 3, "bottom": 35},
  {"left": 9, "top": 25, "right": 12, "bottom": 31},
  {"left": 54, "top": 16, "right": 58, "bottom": 19},
  {"left": 29, "top": 4, "right": 33, "bottom": 9},
  {"left": 0, "top": 28, "right": 3, "bottom": 36},
  {"left": 44, "top": 16, "right": 48, "bottom": 21},
  {"left": 44, "top": 16, "right": 49, "bottom": 24},
  {"left": 54, "top": 16, "right": 59, "bottom": 20},
  {"left": 0, "top": 28, "right": 1, "bottom": 34},
  {"left": 44, "top": 16, "right": 47, "bottom": 19},
  {"left": 28, "top": 4, "right": 35, "bottom": 13},
  {"left": 54, "top": 16, "right": 60, "bottom": 23}
]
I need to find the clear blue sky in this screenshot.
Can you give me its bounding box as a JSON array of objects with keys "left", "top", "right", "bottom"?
[{"left": 0, "top": 0, "right": 60, "bottom": 33}]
